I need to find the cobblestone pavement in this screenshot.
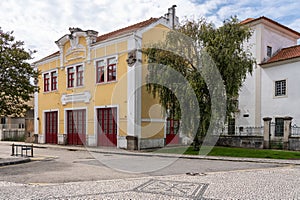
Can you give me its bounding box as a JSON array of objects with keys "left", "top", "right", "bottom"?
[
  {"left": 0, "top": 142, "right": 300, "bottom": 199},
  {"left": 0, "top": 165, "right": 300, "bottom": 199}
]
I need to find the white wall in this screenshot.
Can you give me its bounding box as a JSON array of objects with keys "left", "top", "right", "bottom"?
[
  {"left": 236, "top": 21, "right": 298, "bottom": 127},
  {"left": 261, "top": 61, "right": 300, "bottom": 126}
]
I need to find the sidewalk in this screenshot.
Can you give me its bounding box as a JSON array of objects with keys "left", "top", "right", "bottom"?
[
  {"left": 0, "top": 146, "right": 31, "bottom": 166},
  {"left": 1, "top": 141, "right": 300, "bottom": 166}
]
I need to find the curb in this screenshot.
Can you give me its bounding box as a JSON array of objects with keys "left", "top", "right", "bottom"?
[{"left": 0, "top": 157, "right": 31, "bottom": 167}]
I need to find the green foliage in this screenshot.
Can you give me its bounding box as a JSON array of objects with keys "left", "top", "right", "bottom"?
[
  {"left": 0, "top": 28, "right": 39, "bottom": 116},
  {"left": 145, "top": 17, "right": 255, "bottom": 142}
]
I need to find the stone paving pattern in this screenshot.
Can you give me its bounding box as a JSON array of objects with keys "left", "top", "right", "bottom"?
[
  {"left": 1, "top": 165, "right": 300, "bottom": 199},
  {"left": 0, "top": 141, "right": 300, "bottom": 199}
]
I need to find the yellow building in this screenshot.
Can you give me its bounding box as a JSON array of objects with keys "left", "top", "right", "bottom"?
[{"left": 33, "top": 6, "right": 181, "bottom": 149}]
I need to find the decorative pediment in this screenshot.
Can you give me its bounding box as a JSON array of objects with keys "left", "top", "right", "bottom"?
[{"left": 55, "top": 28, "right": 98, "bottom": 66}]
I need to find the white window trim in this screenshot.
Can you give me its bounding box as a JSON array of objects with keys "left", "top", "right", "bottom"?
[
  {"left": 94, "top": 55, "right": 118, "bottom": 85},
  {"left": 42, "top": 69, "right": 58, "bottom": 93},
  {"left": 65, "top": 62, "right": 85, "bottom": 89},
  {"left": 273, "top": 79, "right": 288, "bottom": 98},
  {"left": 94, "top": 105, "right": 119, "bottom": 146}
]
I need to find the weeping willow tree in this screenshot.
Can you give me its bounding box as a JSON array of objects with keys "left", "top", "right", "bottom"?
[{"left": 144, "top": 17, "right": 255, "bottom": 149}]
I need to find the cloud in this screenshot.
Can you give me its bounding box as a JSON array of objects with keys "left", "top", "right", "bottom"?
[{"left": 0, "top": 0, "right": 299, "bottom": 61}]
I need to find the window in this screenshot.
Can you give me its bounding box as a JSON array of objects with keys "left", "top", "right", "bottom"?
[
  {"left": 67, "top": 67, "right": 75, "bottom": 88},
  {"left": 275, "top": 118, "right": 284, "bottom": 137},
  {"left": 107, "top": 58, "right": 117, "bottom": 82},
  {"left": 96, "top": 60, "right": 105, "bottom": 83},
  {"left": 267, "top": 46, "right": 272, "bottom": 57},
  {"left": 95, "top": 57, "right": 117, "bottom": 84},
  {"left": 44, "top": 73, "right": 50, "bottom": 92},
  {"left": 67, "top": 65, "right": 84, "bottom": 88},
  {"left": 43, "top": 70, "right": 58, "bottom": 92},
  {"left": 76, "top": 65, "right": 84, "bottom": 86},
  {"left": 51, "top": 71, "right": 57, "bottom": 91},
  {"left": 275, "top": 80, "right": 286, "bottom": 97}
]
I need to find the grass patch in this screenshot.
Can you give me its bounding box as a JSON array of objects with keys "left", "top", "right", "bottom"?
[{"left": 155, "top": 146, "right": 300, "bottom": 160}]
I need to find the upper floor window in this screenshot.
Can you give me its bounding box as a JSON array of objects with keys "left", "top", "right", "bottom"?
[
  {"left": 43, "top": 70, "right": 58, "bottom": 92},
  {"left": 51, "top": 71, "right": 57, "bottom": 91},
  {"left": 96, "top": 57, "right": 117, "bottom": 84},
  {"left": 67, "top": 67, "right": 75, "bottom": 88},
  {"left": 44, "top": 73, "right": 50, "bottom": 92},
  {"left": 76, "top": 65, "right": 84, "bottom": 86},
  {"left": 67, "top": 64, "right": 83, "bottom": 88},
  {"left": 107, "top": 58, "right": 117, "bottom": 82},
  {"left": 275, "top": 80, "right": 286, "bottom": 97},
  {"left": 96, "top": 60, "right": 105, "bottom": 83},
  {"left": 267, "top": 46, "right": 272, "bottom": 57}
]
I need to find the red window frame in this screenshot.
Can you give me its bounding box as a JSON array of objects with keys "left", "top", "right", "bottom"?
[
  {"left": 107, "top": 64, "right": 116, "bottom": 82},
  {"left": 51, "top": 71, "right": 57, "bottom": 91},
  {"left": 96, "top": 61, "right": 105, "bottom": 83},
  {"left": 76, "top": 65, "right": 83, "bottom": 86},
  {"left": 107, "top": 58, "right": 116, "bottom": 82},
  {"left": 67, "top": 67, "right": 75, "bottom": 88},
  {"left": 44, "top": 73, "right": 50, "bottom": 92}
]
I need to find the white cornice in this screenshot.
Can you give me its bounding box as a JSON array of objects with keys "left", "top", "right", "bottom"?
[
  {"left": 260, "top": 57, "right": 300, "bottom": 68},
  {"left": 34, "top": 55, "right": 59, "bottom": 67}
]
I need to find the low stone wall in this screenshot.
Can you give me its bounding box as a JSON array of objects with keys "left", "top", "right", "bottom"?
[
  {"left": 288, "top": 137, "right": 300, "bottom": 151},
  {"left": 216, "top": 135, "right": 264, "bottom": 149}
]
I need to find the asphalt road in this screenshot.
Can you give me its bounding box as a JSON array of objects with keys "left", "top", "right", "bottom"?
[{"left": 0, "top": 146, "right": 283, "bottom": 184}]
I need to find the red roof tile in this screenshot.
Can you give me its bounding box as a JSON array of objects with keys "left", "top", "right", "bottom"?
[
  {"left": 240, "top": 18, "right": 255, "bottom": 25},
  {"left": 241, "top": 16, "right": 300, "bottom": 37},
  {"left": 96, "top": 17, "right": 159, "bottom": 43},
  {"left": 262, "top": 45, "right": 300, "bottom": 65}
]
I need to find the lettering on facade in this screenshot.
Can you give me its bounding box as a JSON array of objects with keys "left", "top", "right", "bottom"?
[{"left": 61, "top": 91, "right": 91, "bottom": 105}]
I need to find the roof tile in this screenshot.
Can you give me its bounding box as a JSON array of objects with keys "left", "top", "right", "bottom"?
[
  {"left": 262, "top": 45, "right": 300, "bottom": 65},
  {"left": 96, "top": 17, "right": 159, "bottom": 43}
]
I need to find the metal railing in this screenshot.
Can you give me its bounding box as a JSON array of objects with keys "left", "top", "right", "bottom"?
[
  {"left": 11, "top": 143, "right": 34, "bottom": 157},
  {"left": 291, "top": 125, "right": 300, "bottom": 137},
  {"left": 221, "top": 126, "right": 264, "bottom": 136},
  {"left": 2, "top": 130, "right": 25, "bottom": 140},
  {"left": 0, "top": 124, "right": 25, "bottom": 129}
]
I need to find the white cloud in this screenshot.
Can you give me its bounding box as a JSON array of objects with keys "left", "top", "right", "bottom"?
[{"left": 0, "top": 0, "right": 299, "bottom": 61}]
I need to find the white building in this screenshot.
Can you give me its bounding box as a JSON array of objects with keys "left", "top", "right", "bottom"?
[
  {"left": 260, "top": 45, "right": 300, "bottom": 136},
  {"left": 234, "top": 17, "right": 300, "bottom": 134}
]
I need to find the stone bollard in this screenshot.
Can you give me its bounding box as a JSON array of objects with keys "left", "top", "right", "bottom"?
[
  {"left": 263, "top": 117, "right": 272, "bottom": 149},
  {"left": 283, "top": 117, "right": 293, "bottom": 150}
]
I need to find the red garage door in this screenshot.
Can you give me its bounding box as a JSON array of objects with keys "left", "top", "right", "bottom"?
[
  {"left": 45, "top": 111, "right": 58, "bottom": 144},
  {"left": 67, "top": 110, "right": 86, "bottom": 145},
  {"left": 97, "top": 107, "right": 117, "bottom": 146},
  {"left": 166, "top": 118, "right": 180, "bottom": 145}
]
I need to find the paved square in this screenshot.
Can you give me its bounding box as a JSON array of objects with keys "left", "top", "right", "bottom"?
[{"left": 134, "top": 179, "right": 209, "bottom": 199}]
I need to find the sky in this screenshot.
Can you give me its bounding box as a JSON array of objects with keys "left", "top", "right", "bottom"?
[{"left": 1, "top": 0, "right": 300, "bottom": 61}]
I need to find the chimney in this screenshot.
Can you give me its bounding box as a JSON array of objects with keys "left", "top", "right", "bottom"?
[{"left": 164, "top": 5, "right": 178, "bottom": 29}]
